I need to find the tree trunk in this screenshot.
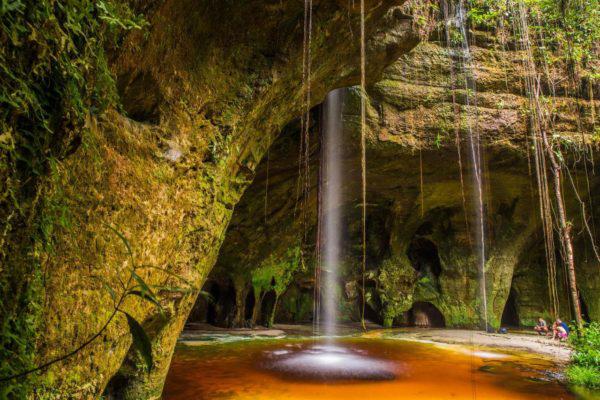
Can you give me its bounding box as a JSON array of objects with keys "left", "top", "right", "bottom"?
[{"left": 541, "top": 131, "right": 583, "bottom": 329}]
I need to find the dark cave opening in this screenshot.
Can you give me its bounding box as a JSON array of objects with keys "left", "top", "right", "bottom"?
[
  {"left": 407, "top": 302, "right": 446, "bottom": 327},
  {"left": 580, "top": 294, "right": 591, "bottom": 323},
  {"left": 206, "top": 283, "right": 221, "bottom": 325},
  {"left": 501, "top": 287, "right": 520, "bottom": 327},
  {"left": 244, "top": 290, "right": 255, "bottom": 321},
  {"left": 363, "top": 284, "right": 383, "bottom": 325},
  {"left": 261, "top": 290, "right": 277, "bottom": 325},
  {"left": 407, "top": 237, "right": 442, "bottom": 278}
]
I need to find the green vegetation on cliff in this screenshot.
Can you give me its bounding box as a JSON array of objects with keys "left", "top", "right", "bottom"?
[
  {"left": 468, "top": 0, "right": 599, "bottom": 78},
  {"left": 0, "top": 1, "right": 145, "bottom": 396}
]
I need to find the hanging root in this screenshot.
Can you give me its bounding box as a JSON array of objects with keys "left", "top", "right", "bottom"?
[{"left": 360, "top": 0, "right": 367, "bottom": 332}]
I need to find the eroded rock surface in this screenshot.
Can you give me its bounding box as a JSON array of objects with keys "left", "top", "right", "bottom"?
[
  {"left": 8, "top": 1, "right": 420, "bottom": 398},
  {"left": 205, "top": 32, "right": 599, "bottom": 337}
]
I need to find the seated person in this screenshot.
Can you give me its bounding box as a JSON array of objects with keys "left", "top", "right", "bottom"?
[
  {"left": 556, "top": 324, "right": 569, "bottom": 341},
  {"left": 534, "top": 317, "right": 548, "bottom": 335},
  {"left": 551, "top": 318, "right": 570, "bottom": 340}
]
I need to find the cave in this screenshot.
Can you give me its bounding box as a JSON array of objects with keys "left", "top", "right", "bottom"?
[
  {"left": 501, "top": 287, "right": 520, "bottom": 327},
  {"left": 580, "top": 295, "right": 591, "bottom": 323},
  {"left": 198, "top": 281, "right": 237, "bottom": 327},
  {"left": 407, "top": 237, "right": 442, "bottom": 278},
  {"left": 206, "top": 282, "right": 221, "bottom": 325},
  {"left": 261, "top": 290, "right": 277, "bottom": 326},
  {"left": 407, "top": 302, "right": 446, "bottom": 328},
  {"left": 5, "top": 0, "right": 600, "bottom": 397},
  {"left": 363, "top": 285, "right": 384, "bottom": 325},
  {"left": 244, "top": 290, "right": 255, "bottom": 321},
  {"left": 187, "top": 283, "right": 210, "bottom": 324}
]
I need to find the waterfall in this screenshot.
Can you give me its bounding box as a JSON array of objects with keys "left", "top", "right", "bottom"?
[
  {"left": 454, "top": 0, "right": 489, "bottom": 331},
  {"left": 319, "top": 88, "right": 345, "bottom": 338}
]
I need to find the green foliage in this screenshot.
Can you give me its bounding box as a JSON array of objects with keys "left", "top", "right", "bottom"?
[
  {"left": 124, "top": 312, "right": 153, "bottom": 372},
  {"left": 567, "top": 365, "right": 600, "bottom": 388},
  {"left": 467, "top": 0, "right": 501, "bottom": 29},
  {"left": 109, "top": 225, "right": 164, "bottom": 372},
  {"left": 0, "top": 0, "right": 146, "bottom": 194},
  {"left": 402, "top": 0, "right": 441, "bottom": 38},
  {"left": 526, "top": 0, "right": 600, "bottom": 70},
  {"left": 567, "top": 322, "right": 600, "bottom": 388},
  {"left": 466, "top": 0, "right": 599, "bottom": 75}
]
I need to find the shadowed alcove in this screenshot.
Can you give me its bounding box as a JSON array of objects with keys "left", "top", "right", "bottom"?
[{"left": 407, "top": 302, "right": 446, "bottom": 328}]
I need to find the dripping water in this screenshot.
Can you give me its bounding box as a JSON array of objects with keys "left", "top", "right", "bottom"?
[
  {"left": 453, "top": 0, "right": 489, "bottom": 331},
  {"left": 359, "top": 0, "right": 368, "bottom": 331}
]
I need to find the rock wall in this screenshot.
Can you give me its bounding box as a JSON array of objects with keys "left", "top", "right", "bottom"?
[
  {"left": 3, "top": 1, "right": 419, "bottom": 398},
  {"left": 206, "top": 31, "right": 600, "bottom": 333}
]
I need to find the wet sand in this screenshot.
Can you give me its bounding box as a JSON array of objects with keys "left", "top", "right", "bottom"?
[{"left": 181, "top": 323, "right": 571, "bottom": 362}]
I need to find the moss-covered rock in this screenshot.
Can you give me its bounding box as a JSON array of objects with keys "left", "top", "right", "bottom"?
[
  {"left": 1, "top": 1, "right": 420, "bottom": 397},
  {"left": 377, "top": 257, "right": 418, "bottom": 327},
  {"left": 207, "top": 28, "right": 600, "bottom": 338}
]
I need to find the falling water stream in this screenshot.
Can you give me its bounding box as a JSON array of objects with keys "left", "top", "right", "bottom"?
[
  {"left": 320, "top": 88, "right": 344, "bottom": 339},
  {"left": 257, "top": 88, "right": 397, "bottom": 381},
  {"left": 454, "top": 0, "right": 489, "bottom": 330}
]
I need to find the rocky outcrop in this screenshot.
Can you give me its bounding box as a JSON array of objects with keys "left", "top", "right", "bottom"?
[
  {"left": 206, "top": 31, "right": 600, "bottom": 334},
  {"left": 1, "top": 1, "right": 420, "bottom": 398}
]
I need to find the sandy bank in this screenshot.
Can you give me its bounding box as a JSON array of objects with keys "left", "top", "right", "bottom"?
[
  {"left": 180, "top": 323, "right": 571, "bottom": 362},
  {"left": 387, "top": 328, "right": 572, "bottom": 362}
]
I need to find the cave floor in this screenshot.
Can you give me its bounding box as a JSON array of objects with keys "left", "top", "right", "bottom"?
[{"left": 179, "top": 323, "right": 571, "bottom": 362}]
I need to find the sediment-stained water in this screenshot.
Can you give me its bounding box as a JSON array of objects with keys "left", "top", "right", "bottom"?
[{"left": 163, "top": 337, "right": 575, "bottom": 400}]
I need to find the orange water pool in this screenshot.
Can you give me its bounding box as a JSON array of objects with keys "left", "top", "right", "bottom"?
[{"left": 163, "top": 336, "right": 575, "bottom": 400}]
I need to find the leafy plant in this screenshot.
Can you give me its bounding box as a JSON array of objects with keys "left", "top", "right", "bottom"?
[{"left": 568, "top": 322, "right": 600, "bottom": 388}]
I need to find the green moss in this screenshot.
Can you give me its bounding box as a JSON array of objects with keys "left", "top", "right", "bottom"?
[
  {"left": 251, "top": 245, "right": 303, "bottom": 327},
  {"left": 438, "top": 303, "right": 479, "bottom": 328},
  {"left": 0, "top": 2, "right": 146, "bottom": 396},
  {"left": 377, "top": 257, "right": 417, "bottom": 327}
]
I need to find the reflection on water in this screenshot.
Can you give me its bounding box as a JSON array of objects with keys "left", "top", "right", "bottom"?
[{"left": 163, "top": 337, "right": 575, "bottom": 400}]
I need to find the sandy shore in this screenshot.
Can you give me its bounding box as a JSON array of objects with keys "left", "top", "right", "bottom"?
[
  {"left": 180, "top": 323, "right": 571, "bottom": 362},
  {"left": 387, "top": 328, "right": 572, "bottom": 362}
]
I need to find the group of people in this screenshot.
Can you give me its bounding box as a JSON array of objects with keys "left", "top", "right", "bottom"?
[{"left": 534, "top": 317, "right": 570, "bottom": 341}]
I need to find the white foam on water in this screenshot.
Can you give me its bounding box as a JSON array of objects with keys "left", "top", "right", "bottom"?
[{"left": 264, "top": 344, "right": 398, "bottom": 381}]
